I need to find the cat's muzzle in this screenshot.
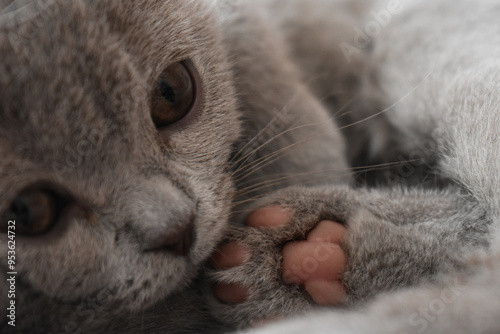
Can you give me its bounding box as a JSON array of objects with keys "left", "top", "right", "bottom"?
[{"left": 147, "top": 218, "right": 196, "bottom": 256}]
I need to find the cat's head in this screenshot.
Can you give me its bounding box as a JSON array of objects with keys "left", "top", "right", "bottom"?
[{"left": 0, "top": 0, "right": 239, "bottom": 313}]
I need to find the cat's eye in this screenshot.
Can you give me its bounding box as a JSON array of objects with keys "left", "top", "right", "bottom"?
[
  {"left": 1, "top": 189, "right": 66, "bottom": 236},
  {"left": 151, "top": 61, "right": 197, "bottom": 128}
]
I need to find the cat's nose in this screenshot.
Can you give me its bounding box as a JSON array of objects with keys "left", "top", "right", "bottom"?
[{"left": 148, "top": 217, "right": 196, "bottom": 256}]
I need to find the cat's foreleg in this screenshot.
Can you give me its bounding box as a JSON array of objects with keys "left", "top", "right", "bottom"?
[
  {"left": 244, "top": 251, "right": 500, "bottom": 334},
  {"left": 208, "top": 185, "right": 490, "bottom": 328}
]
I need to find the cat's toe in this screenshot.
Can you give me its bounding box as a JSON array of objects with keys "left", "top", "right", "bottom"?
[
  {"left": 282, "top": 220, "right": 347, "bottom": 306},
  {"left": 211, "top": 243, "right": 252, "bottom": 304},
  {"left": 211, "top": 206, "right": 291, "bottom": 305},
  {"left": 213, "top": 282, "right": 250, "bottom": 304},
  {"left": 210, "top": 243, "right": 251, "bottom": 270},
  {"left": 246, "top": 206, "right": 291, "bottom": 227}
]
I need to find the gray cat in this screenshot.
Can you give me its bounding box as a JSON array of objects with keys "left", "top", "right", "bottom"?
[{"left": 0, "top": 0, "right": 498, "bottom": 334}]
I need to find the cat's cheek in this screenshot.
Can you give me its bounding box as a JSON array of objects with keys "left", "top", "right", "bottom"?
[
  {"left": 172, "top": 172, "right": 236, "bottom": 264},
  {"left": 14, "top": 219, "right": 114, "bottom": 300}
]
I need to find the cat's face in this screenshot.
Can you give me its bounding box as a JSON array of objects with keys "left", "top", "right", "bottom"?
[{"left": 0, "top": 0, "right": 239, "bottom": 311}]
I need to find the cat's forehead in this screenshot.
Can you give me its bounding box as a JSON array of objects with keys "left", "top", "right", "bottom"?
[
  {"left": 0, "top": 0, "right": 217, "bottom": 100},
  {"left": 0, "top": 1, "right": 199, "bottom": 147},
  {"left": 0, "top": 0, "right": 220, "bottom": 138}
]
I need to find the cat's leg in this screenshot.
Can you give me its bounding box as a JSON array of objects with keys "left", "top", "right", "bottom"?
[
  {"left": 244, "top": 252, "right": 500, "bottom": 334},
  {"left": 208, "top": 185, "right": 491, "bottom": 328}
]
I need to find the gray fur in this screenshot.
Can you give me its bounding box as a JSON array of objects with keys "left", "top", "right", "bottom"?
[
  {"left": 239, "top": 0, "right": 500, "bottom": 332},
  {"left": 0, "top": 0, "right": 499, "bottom": 333}
]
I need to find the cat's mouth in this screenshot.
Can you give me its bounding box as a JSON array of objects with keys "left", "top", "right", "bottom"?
[{"left": 146, "top": 219, "right": 196, "bottom": 256}]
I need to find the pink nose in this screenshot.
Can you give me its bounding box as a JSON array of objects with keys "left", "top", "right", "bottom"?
[{"left": 148, "top": 219, "right": 196, "bottom": 256}]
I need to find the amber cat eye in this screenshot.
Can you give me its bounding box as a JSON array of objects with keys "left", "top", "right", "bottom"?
[
  {"left": 1, "top": 189, "right": 65, "bottom": 235},
  {"left": 151, "top": 61, "right": 197, "bottom": 128}
]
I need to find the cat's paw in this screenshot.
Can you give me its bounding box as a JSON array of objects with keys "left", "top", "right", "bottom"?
[
  {"left": 208, "top": 190, "right": 352, "bottom": 327},
  {"left": 212, "top": 207, "right": 347, "bottom": 306}
]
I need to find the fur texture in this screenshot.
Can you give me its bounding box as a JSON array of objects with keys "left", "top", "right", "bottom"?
[
  {"left": 238, "top": 0, "right": 500, "bottom": 332},
  {"left": 0, "top": 0, "right": 499, "bottom": 333}
]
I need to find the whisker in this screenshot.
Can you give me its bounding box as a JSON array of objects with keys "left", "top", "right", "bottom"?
[
  {"left": 234, "top": 125, "right": 407, "bottom": 183},
  {"left": 231, "top": 74, "right": 434, "bottom": 215},
  {"left": 230, "top": 121, "right": 327, "bottom": 177},
  {"left": 231, "top": 90, "right": 366, "bottom": 180},
  {"left": 232, "top": 133, "right": 320, "bottom": 181},
  {"left": 234, "top": 150, "right": 287, "bottom": 182},
  {"left": 235, "top": 160, "right": 414, "bottom": 195},
  {"left": 339, "top": 71, "right": 433, "bottom": 131},
  {"left": 329, "top": 93, "right": 360, "bottom": 119},
  {"left": 229, "top": 115, "right": 302, "bottom": 173},
  {"left": 231, "top": 161, "right": 418, "bottom": 211},
  {"left": 230, "top": 77, "right": 358, "bottom": 170},
  {"left": 234, "top": 160, "right": 416, "bottom": 199},
  {"left": 229, "top": 81, "right": 313, "bottom": 165},
  {"left": 229, "top": 72, "right": 347, "bottom": 170},
  {"left": 230, "top": 170, "right": 355, "bottom": 214},
  {"left": 229, "top": 114, "right": 288, "bottom": 164}
]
